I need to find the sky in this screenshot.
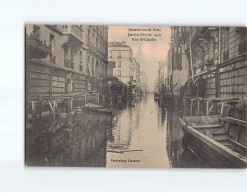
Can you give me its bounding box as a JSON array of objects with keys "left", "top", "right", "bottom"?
[{"left": 108, "top": 26, "right": 171, "bottom": 91}]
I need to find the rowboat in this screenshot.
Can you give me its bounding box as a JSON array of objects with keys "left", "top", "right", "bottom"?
[{"left": 179, "top": 115, "right": 247, "bottom": 168}]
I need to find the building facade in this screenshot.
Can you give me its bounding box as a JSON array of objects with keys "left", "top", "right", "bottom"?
[
  {"left": 157, "top": 60, "right": 167, "bottom": 91},
  {"left": 167, "top": 26, "right": 247, "bottom": 99},
  {"left": 140, "top": 71, "right": 147, "bottom": 92},
  {"left": 86, "top": 25, "right": 109, "bottom": 91},
  {"left": 26, "top": 25, "right": 110, "bottom": 99},
  {"left": 108, "top": 41, "right": 140, "bottom": 85}
]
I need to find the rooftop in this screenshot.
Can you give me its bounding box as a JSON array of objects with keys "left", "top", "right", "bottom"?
[{"left": 108, "top": 41, "right": 130, "bottom": 47}]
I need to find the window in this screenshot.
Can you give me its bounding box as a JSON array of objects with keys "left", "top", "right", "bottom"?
[
  {"left": 80, "top": 51, "right": 83, "bottom": 71},
  {"left": 239, "top": 28, "right": 247, "bottom": 55},
  {"left": 117, "top": 61, "right": 121, "bottom": 68},
  {"left": 80, "top": 51, "right": 82, "bottom": 60},
  {"left": 62, "top": 25, "right": 68, "bottom": 29},
  {"left": 96, "top": 38, "right": 98, "bottom": 47},
  {"left": 33, "top": 25, "right": 40, "bottom": 38},
  {"left": 118, "top": 70, "right": 121, "bottom": 77},
  {"left": 88, "top": 30, "right": 90, "bottom": 42},
  {"left": 92, "top": 58, "right": 95, "bottom": 76},
  {"left": 50, "top": 34, "right": 55, "bottom": 53},
  {"left": 224, "top": 28, "right": 230, "bottom": 51}
]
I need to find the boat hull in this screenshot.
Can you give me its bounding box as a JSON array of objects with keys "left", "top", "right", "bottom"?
[{"left": 179, "top": 118, "right": 247, "bottom": 168}]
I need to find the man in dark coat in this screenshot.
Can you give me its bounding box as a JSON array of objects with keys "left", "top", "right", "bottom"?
[{"left": 195, "top": 75, "right": 207, "bottom": 98}]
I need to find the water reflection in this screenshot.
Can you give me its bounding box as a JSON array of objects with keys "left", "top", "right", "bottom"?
[
  {"left": 106, "top": 94, "right": 169, "bottom": 168},
  {"left": 166, "top": 101, "right": 205, "bottom": 168},
  {"left": 106, "top": 94, "right": 205, "bottom": 168},
  {"left": 27, "top": 94, "right": 206, "bottom": 167}
]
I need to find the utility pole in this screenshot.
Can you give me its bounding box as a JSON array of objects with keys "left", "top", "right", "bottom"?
[{"left": 189, "top": 27, "right": 194, "bottom": 80}]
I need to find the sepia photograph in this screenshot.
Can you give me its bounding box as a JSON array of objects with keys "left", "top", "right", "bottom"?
[{"left": 25, "top": 25, "right": 247, "bottom": 168}]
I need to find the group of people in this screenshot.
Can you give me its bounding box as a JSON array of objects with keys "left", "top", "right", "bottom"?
[
  {"left": 159, "top": 75, "right": 207, "bottom": 108},
  {"left": 180, "top": 75, "right": 207, "bottom": 98}
]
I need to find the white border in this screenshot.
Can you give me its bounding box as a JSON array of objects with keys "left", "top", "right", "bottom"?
[{"left": 0, "top": 0, "right": 247, "bottom": 192}]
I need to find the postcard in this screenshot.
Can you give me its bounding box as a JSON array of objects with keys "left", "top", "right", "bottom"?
[{"left": 25, "top": 25, "right": 247, "bottom": 168}]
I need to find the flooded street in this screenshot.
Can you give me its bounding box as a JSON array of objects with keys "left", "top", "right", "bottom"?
[
  {"left": 106, "top": 94, "right": 205, "bottom": 168},
  {"left": 26, "top": 93, "right": 205, "bottom": 168}
]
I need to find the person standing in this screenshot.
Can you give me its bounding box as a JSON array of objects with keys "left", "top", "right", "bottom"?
[{"left": 195, "top": 75, "right": 207, "bottom": 98}]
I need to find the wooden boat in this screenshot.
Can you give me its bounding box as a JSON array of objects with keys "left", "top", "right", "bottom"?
[{"left": 179, "top": 115, "right": 247, "bottom": 168}]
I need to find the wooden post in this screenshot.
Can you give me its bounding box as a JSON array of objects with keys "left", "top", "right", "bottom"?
[
  {"left": 235, "top": 124, "right": 241, "bottom": 142},
  {"left": 190, "top": 99, "right": 193, "bottom": 116},
  {"left": 206, "top": 100, "right": 209, "bottom": 115},
  {"left": 197, "top": 99, "right": 200, "bottom": 116},
  {"left": 215, "top": 68, "right": 220, "bottom": 98},
  {"left": 49, "top": 69, "right": 53, "bottom": 96},
  {"left": 97, "top": 93, "right": 100, "bottom": 104},
  {"left": 226, "top": 119, "right": 230, "bottom": 133},
  {"left": 71, "top": 99, "right": 73, "bottom": 109},
  {"left": 53, "top": 100, "right": 56, "bottom": 119},
  {"left": 220, "top": 102, "right": 225, "bottom": 115}
]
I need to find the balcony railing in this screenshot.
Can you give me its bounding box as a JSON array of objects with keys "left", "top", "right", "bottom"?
[
  {"left": 26, "top": 33, "right": 52, "bottom": 58},
  {"left": 239, "top": 40, "right": 247, "bottom": 55},
  {"left": 71, "top": 25, "right": 83, "bottom": 40},
  {"left": 64, "top": 59, "right": 74, "bottom": 69},
  {"left": 88, "top": 42, "right": 107, "bottom": 59},
  {"left": 59, "top": 25, "right": 83, "bottom": 42}
]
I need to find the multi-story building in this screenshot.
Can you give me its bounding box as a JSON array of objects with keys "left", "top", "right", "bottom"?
[
  {"left": 86, "top": 25, "right": 109, "bottom": 90},
  {"left": 140, "top": 71, "right": 147, "bottom": 92},
  {"left": 132, "top": 58, "right": 142, "bottom": 94},
  {"left": 25, "top": 25, "right": 109, "bottom": 99},
  {"left": 157, "top": 60, "right": 167, "bottom": 91},
  {"left": 167, "top": 26, "right": 247, "bottom": 99},
  {"left": 166, "top": 27, "right": 189, "bottom": 96},
  {"left": 108, "top": 41, "right": 140, "bottom": 85}
]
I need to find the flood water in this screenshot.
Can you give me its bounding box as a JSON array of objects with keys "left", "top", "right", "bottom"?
[
  {"left": 106, "top": 94, "right": 205, "bottom": 168},
  {"left": 26, "top": 93, "right": 206, "bottom": 167}
]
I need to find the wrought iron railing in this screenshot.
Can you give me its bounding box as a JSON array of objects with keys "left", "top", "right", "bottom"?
[
  {"left": 88, "top": 41, "right": 107, "bottom": 59},
  {"left": 64, "top": 59, "right": 74, "bottom": 69},
  {"left": 26, "top": 33, "right": 52, "bottom": 54}
]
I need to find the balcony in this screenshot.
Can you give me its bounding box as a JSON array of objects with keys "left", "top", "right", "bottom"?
[
  {"left": 26, "top": 33, "right": 52, "bottom": 59},
  {"left": 59, "top": 25, "right": 83, "bottom": 43},
  {"left": 239, "top": 40, "right": 247, "bottom": 55},
  {"left": 88, "top": 42, "right": 107, "bottom": 59},
  {"left": 64, "top": 58, "right": 74, "bottom": 69}
]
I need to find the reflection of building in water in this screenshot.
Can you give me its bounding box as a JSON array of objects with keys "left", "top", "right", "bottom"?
[
  {"left": 166, "top": 104, "right": 206, "bottom": 168},
  {"left": 157, "top": 106, "right": 166, "bottom": 130},
  {"left": 107, "top": 99, "right": 142, "bottom": 151},
  {"left": 166, "top": 110, "right": 183, "bottom": 168},
  {"left": 26, "top": 109, "right": 111, "bottom": 167},
  {"left": 107, "top": 110, "right": 132, "bottom": 151}
]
